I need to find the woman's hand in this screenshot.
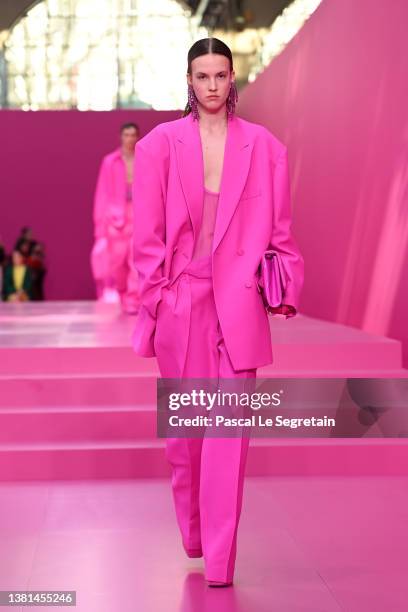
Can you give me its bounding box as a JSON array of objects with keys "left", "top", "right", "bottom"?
[{"left": 267, "top": 303, "right": 296, "bottom": 318}]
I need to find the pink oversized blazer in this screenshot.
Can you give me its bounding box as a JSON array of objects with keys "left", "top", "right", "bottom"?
[{"left": 131, "top": 113, "right": 304, "bottom": 371}]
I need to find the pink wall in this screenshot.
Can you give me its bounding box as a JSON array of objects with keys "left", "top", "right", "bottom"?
[
  {"left": 0, "top": 109, "right": 180, "bottom": 300},
  {"left": 237, "top": 0, "right": 408, "bottom": 367}
]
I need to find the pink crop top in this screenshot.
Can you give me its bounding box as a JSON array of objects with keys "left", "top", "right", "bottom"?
[{"left": 191, "top": 186, "right": 220, "bottom": 260}]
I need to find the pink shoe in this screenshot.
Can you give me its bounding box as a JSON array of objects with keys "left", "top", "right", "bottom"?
[
  {"left": 120, "top": 294, "right": 140, "bottom": 315},
  {"left": 122, "top": 304, "right": 139, "bottom": 315},
  {"left": 207, "top": 580, "right": 233, "bottom": 587}
]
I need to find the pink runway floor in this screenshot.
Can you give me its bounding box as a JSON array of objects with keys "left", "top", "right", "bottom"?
[
  {"left": 1, "top": 477, "right": 408, "bottom": 611},
  {"left": 0, "top": 301, "right": 407, "bottom": 610}
]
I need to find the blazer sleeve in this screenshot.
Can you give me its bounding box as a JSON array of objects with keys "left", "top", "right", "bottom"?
[
  {"left": 93, "top": 156, "right": 110, "bottom": 240},
  {"left": 132, "top": 135, "right": 170, "bottom": 321},
  {"left": 269, "top": 145, "right": 305, "bottom": 316}
]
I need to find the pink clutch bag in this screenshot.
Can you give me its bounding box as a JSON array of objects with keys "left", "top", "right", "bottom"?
[{"left": 256, "top": 250, "right": 287, "bottom": 312}]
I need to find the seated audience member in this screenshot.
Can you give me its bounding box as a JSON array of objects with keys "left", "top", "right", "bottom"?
[
  {"left": 14, "top": 227, "right": 37, "bottom": 256},
  {"left": 17, "top": 239, "right": 32, "bottom": 261},
  {"left": 2, "top": 249, "right": 34, "bottom": 302},
  {"left": 27, "top": 243, "right": 46, "bottom": 300},
  {"left": 0, "top": 238, "right": 6, "bottom": 300},
  {"left": 0, "top": 239, "right": 5, "bottom": 265}
]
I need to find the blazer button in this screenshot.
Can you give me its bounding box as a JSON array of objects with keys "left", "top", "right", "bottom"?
[
  {"left": 245, "top": 281, "right": 252, "bottom": 288},
  {"left": 237, "top": 248, "right": 244, "bottom": 256}
]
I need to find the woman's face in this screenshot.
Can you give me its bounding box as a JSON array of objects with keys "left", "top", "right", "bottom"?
[{"left": 188, "top": 53, "right": 234, "bottom": 115}]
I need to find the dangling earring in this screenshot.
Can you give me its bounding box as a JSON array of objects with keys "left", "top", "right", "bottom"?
[
  {"left": 226, "top": 81, "right": 238, "bottom": 119},
  {"left": 187, "top": 84, "right": 200, "bottom": 121}
]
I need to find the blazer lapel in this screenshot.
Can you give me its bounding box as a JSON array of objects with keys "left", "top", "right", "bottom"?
[
  {"left": 175, "top": 112, "right": 254, "bottom": 254},
  {"left": 175, "top": 115, "right": 203, "bottom": 248}
]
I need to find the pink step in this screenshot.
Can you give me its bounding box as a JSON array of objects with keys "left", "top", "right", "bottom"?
[
  {"left": 0, "top": 405, "right": 157, "bottom": 443},
  {"left": 0, "top": 338, "right": 401, "bottom": 375},
  {"left": 0, "top": 374, "right": 157, "bottom": 408},
  {"left": 0, "top": 438, "right": 408, "bottom": 481},
  {"left": 0, "top": 369, "right": 406, "bottom": 410},
  {"left": 0, "top": 302, "right": 403, "bottom": 375}
]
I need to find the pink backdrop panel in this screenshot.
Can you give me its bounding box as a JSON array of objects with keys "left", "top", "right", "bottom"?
[
  {"left": 236, "top": 0, "right": 408, "bottom": 366},
  {"left": 0, "top": 109, "right": 180, "bottom": 300}
]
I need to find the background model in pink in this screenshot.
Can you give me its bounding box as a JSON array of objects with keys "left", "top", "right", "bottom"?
[{"left": 90, "top": 122, "right": 140, "bottom": 314}]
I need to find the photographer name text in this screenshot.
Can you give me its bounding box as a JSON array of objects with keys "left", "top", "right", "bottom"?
[{"left": 167, "top": 415, "right": 335, "bottom": 429}]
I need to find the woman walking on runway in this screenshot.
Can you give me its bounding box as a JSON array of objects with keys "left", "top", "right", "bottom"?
[{"left": 131, "top": 37, "right": 304, "bottom": 587}]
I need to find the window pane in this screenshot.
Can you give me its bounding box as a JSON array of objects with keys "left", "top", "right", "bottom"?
[{"left": 4, "top": 0, "right": 207, "bottom": 110}]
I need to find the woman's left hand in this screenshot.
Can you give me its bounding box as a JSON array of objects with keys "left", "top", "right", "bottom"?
[{"left": 267, "top": 303, "right": 296, "bottom": 318}]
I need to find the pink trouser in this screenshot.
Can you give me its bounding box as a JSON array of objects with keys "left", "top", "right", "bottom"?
[
  {"left": 106, "top": 203, "right": 139, "bottom": 312},
  {"left": 155, "top": 255, "right": 256, "bottom": 583}
]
